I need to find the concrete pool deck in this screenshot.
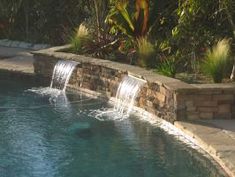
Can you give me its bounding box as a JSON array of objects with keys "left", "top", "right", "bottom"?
[
  {"left": 0, "top": 46, "right": 34, "bottom": 74},
  {"left": 175, "top": 120, "right": 235, "bottom": 177},
  {"left": 0, "top": 45, "right": 235, "bottom": 177}
]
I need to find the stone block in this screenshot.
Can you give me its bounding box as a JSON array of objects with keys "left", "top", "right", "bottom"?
[
  {"left": 146, "top": 107, "right": 156, "bottom": 114},
  {"left": 138, "top": 97, "right": 146, "bottom": 107},
  {"left": 159, "top": 86, "right": 167, "bottom": 95},
  {"left": 153, "top": 99, "right": 166, "bottom": 109},
  {"left": 199, "top": 112, "right": 213, "bottom": 119},
  {"left": 11, "top": 41, "right": 20, "bottom": 47},
  {"left": 176, "top": 110, "right": 186, "bottom": 120},
  {"left": 19, "top": 42, "right": 32, "bottom": 49},
  {"left": 6, "top": 40, "right": 13, "bottom": 46},
  {"left": 185, "top": 101, "right": 196, "bottom": 111},
  {"left": 187, "top": 106, "right": 196, "bottom": 112},
  {"left": 148, "top": 82, "right": 160, "bottom": 92},
  {"left": 218, "top": 100, "right": 234, "bottom": 104},
  {"left": 90, "top": 65, "right": 101, "bottom": 74},
  {"left": 146, "top": 89, "right": 152, "bottom": 96},
  {"left": 214, "top": 113, "right": 232, "bottom": 119},
  {"left": 194, "top": 101, "right": 218, "bottom": 107},
  {"left": 187, "top": 112, "right": 199, "bottom": 120},
  {"left": 185, "top": 101, "right": 194, "bottom": 107},
  {"left": 198, "top": 107, "right": 218, "bottom": 113},
  {"left": 33, "top": 44, "right": 50, "bottom": 50},
  {"left": 153, "top": 98, "right": 160, "bottom": 105},
  {"left": 146, "top": 100, "right": 153, "bottom": 107},
  {"left": 218, "top": 104, "right": 231, "bottom": 113},
  {"left": 165, "top": 94, "right": 174, "bottom": 104},
  {"left": 175, "top": 101, "right": 186, "bottom": 109},
  {"left": 193, "top": 95, "right": 212, "bottom": 101},
  {"left": 0, "top": 39, "right": 8, "bottom": 46},
  {"left": 213, "top": 94, "right": 234, "bottom": 101},
  {"left": 155, "top": 92, "right": 165, "bottom": 102}
]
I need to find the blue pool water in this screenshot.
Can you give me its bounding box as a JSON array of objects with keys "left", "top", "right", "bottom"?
[{"left": 0, "top": 79, "right": 225, "bottom": 177}]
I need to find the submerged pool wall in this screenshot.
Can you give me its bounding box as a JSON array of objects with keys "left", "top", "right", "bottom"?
[{"left": 33, "top": 46, "right": 235, "bottom": 122}]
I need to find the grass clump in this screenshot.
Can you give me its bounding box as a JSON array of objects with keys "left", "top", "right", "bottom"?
[
  {"left": 70, "top": 24, "right": 91, "bottom": 53},
  {"left": 156, "top": 56, "right": 177, "bottom": 78},
  {"left": 201, "top": 39, "right": 231, "bottom": 83},
  {"left": 136, "top": 37, "right": 156, "bottom": 67}
]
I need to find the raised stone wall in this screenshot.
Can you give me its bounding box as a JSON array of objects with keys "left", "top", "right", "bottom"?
[
  {"left": 33, "top": 46, "right": 235, "bottom": 122},
  {"left": 176, "top": 84, "right": 235, "bottom": 120}
]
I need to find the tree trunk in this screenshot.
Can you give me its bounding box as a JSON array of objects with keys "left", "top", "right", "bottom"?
[
  {"left": 24, "top": 1, "right": 29, "bottom": 41},
  {"left": 229, "top": 57, "right": 235, "bottom": 81},
  {"left": 93, "top": 0, "right": 101, "bottom": 42}
]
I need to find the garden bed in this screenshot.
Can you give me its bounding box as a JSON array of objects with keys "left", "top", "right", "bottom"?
[{"left": 60, "top": 43, "right": 235, "bottom": 85}]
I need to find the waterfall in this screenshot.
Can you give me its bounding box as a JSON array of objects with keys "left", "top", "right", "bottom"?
[
  {"left": 50, "top": 60, "right": 78, "bottom": 91},
  {"left": 114, "top": 75, "right": 146, "bottom": 116},
  {"left": 91, "top": 75, "right": 146, "bottom": 121}
]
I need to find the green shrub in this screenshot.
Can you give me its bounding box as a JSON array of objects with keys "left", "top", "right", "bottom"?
[
  {"left": 70, "top": 37, "right": 82, "bottom": 53},
  {"left": 136, "top": 37, "right": 156, "bottom": 67},
  {"left": 156, "top": 56, "right": 177, "bottom": 77},
  {"left": 201, "top": 39, "right": 232, "bottom": 83}
]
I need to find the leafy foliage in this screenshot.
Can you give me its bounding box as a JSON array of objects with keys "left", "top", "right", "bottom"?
[
  {"left": 106, "top": 0, "right": 150, "bottom": 39},
  {"left": 0, "top": 0, "right": 91, "bottom": 44},
  {"left": 169, "top": 0, "right": 235, "bottom": 67},
  {"left": 70, "top": 24, "right": 120, "bottom": 59}
]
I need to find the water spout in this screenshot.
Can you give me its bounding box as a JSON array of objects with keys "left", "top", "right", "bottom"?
[
  {"left": 50, "top": 60, "right": 78, "bottom": 91},
  {"left": 91, "top": 75, "right": 146, "bottom": 121},
  {"left": 114, "top": 75, "right": 146, "bottom": 116}
]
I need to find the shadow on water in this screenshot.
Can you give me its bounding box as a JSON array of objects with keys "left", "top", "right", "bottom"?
[{"left": 67, "top": 122, "right": 92, "bottom": 139}]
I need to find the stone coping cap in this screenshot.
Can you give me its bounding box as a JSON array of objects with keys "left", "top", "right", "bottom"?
[
  {"left": 192, "top": 83, "right": 235, "bottom": 90},
  {"left": 175, "top": 120, "right": 235, "bottom": 177}
]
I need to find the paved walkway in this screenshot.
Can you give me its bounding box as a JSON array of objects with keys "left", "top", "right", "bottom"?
[
  {"left": 0, "top": 46, "right": 34, "bottom": 74},
  {"left": 175, "top": 120, "right": 235, "bottom": 177}
]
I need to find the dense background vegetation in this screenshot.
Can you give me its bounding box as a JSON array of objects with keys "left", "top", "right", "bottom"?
[
  {"left": 0, "top": 0, "right": 234, "bottom": 82},
  {"left": 0, "top": 0, "right": 92, "bottom": 44}
]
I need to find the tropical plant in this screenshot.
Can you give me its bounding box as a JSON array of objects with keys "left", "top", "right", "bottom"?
[
  {"left": 202, "top": 39, "right": 232, "bottom": 83},
  {"left": 106, "top": 0, "right": 150, "bottom": 39},
  {"left": 156, "top": 56, "right": 177, "bottom": 77},
  {"left": 136, "top": 37, "right": 155, "bottom": 67}
]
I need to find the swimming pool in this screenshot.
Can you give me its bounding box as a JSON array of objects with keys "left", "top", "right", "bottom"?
[{"left": 0, "top": 79, "right": 225, "bottom": 177}]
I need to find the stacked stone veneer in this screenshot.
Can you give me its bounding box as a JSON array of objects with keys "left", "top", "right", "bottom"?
[
  {"left": 176, "top": 85, "right": 235, "bottom": 120},
  {"left": 33, "top": 46, "right": 235, "bottom": 123}
]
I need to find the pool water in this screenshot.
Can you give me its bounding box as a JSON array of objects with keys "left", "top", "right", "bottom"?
[{"left": 0, "top": 79, "right": 225, "bottom": 177}]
